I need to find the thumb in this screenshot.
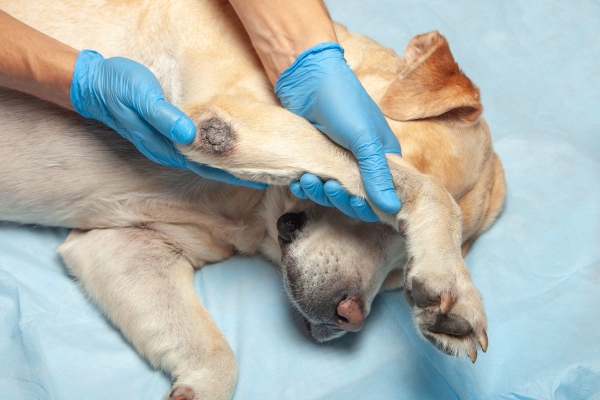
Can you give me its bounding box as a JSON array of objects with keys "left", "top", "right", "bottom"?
[{"left": 144, "top": 97, "right": 197, "bottom": 145}]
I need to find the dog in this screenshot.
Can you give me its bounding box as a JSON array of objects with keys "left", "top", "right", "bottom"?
[{"left": 0, "top": 0, "right": 506, "bottom": 399}]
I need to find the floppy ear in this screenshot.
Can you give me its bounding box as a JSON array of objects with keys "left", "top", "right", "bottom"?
[{"left": 380, "top": 31, "right": 482, "bottom": 125}]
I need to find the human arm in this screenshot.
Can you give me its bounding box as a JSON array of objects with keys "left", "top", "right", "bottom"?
[
  {"left": 227, "top": 0, "right": 337, "bottom": 85},
  {"left": 0, "top": 10, "right": 265, "bottom": 189},
  {"left": 0, "top": 9, "right": 77, "bottom": 109},
  {"left": 229, "top": 0, "right": 401, "bottom": 220}
]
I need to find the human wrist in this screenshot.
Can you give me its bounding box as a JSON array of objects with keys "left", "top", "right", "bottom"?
[
  {"left": 261, "top": 33, "right": 339, "bottom": 83},
  {"left": 30, "top": 44, "right": 78, "bottom": 110},
  {"left": 228, "top": 0, "right": 337, "bottom": 84},
  {"left": 0, "top": 10, "right": 78, "bottom": 110}
]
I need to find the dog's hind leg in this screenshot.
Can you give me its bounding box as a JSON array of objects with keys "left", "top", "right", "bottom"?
[{"left": 58, "top": 227, "right": 237, "bottom": 400}]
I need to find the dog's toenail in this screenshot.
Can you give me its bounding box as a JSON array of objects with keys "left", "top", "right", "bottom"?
[{"left": 478, "top": 329, "right": 489, "bottom": 352}]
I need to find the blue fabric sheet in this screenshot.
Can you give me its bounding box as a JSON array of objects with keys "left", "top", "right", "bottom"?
[{"left": 1, "top": 1, "right": 599, "bottom": 399}]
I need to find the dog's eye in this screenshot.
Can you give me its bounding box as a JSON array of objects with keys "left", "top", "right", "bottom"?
[{"left": 276, "top": 212, "right": 306, "bottom": 243}]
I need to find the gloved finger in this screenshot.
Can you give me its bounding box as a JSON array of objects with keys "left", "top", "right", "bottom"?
[
  {"left": 298, "top": 173, "right": 334, "bottom": 208},
  {"left": 323, "top": 180, "right": 380, "bottom": 222},
  {"left": 349, "top": 196, "right": 380, "bottom": 222},
  {"left": 142, "top": 96, "right": 197, "bottom": 145},
  {"left": 185, "top": 161, "right": 268, "bottom": 190},
  {"left": 133, "top": 131, "right": 188, "bottom": 168},
  {"left": 353, "top": 138, "right": 401, "bottom": 215},
  {"left": 290, "top": 181, "right": 308, "bottom": 199},
  {"left": 113, "top": 107, "right": 189, "bottom": 168},
  {"left": 322, "top": 180, "right": 360, "bottom": 219}
]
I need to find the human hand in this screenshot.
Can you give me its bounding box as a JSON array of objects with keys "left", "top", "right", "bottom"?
[
  {"left": 275, "top": 43, "right": 401, "bottom": 222},
  {"left": 70, "top": 50, "right": 265, "bottom": 189}
]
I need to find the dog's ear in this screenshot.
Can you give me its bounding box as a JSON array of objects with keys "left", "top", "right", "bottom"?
[{"left": 380, "top": 31, "right": 482, "bottom": 125}]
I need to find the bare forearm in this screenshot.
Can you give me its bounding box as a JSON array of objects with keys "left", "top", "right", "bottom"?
[
  {"left": 228, "top": 0, "right": 338, "bottom": 85},
  {"left": 0, "top": 9, "right": 78, "bottom": 109}
]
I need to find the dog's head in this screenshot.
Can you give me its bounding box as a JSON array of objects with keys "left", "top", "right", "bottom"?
[{"left": 275, "top": 205, "right": 405, "bottom": 341}]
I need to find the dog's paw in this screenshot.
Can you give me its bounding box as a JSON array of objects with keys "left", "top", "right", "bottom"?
[
  {"left": 168, "top": 386, "right": 195, "bottom": 400},
  {"left": 403, "top": 257, "right": 488, "bottom": 362},
  {"left": 166, "top": 379, "right": 235, "bottom": 400},
  {"left": 167, "top": 367, "right": 236, "bottom": 400}
]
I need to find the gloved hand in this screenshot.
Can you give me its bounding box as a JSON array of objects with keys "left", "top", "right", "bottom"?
[
  {"left": 70, "top": 50, "right": 266, "bottom": 189},
  {"left": 275, "top": 43, "right": 401, "bottom": 222}
]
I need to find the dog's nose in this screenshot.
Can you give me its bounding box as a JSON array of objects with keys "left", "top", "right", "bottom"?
[{"left": 334, "top": 297, "right": 364, "bottom": 332}]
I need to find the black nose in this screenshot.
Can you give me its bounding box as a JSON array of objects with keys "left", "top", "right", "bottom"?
[{"left": 277, "top": 212, "right": 305, "bottom": 243}]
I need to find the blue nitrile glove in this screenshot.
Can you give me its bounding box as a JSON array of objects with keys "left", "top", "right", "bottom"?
[
  {"left": 275, "top": 42, "right": 401, "bottom": 222},
  {"left": 70, "top": 50, "right": 266, "bottom": 190}
]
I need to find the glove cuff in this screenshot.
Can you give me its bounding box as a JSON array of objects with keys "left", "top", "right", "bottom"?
[
  {"left": 274, "top": 42, "right": 345, "bottom": 100},
  {"left": 69, "top": 49, "right": 104, "bottom": 119}
]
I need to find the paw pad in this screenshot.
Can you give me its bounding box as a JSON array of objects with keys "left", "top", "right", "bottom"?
[{"left": 404, "top": 272, "right": 488, "bottom": 363}]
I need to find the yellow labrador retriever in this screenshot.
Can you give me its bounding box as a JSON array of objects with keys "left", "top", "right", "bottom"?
[{"left": 0, "top": 0, "right": 506, "bottom": 399}]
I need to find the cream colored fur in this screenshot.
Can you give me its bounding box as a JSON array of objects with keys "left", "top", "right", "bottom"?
[{"left": 0, "top": 1, "right": 506, "bottom": 399}]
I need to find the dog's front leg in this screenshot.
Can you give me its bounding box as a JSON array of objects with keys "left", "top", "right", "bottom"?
[
  {"left": 384, "top": 155, "right": 489, "bottom": 362},
  {"left": 59, "top": 228, "right": 237, "bottom": 400},
  {"left": 180, "top": 103, "right": 364, "bottom": 189}
]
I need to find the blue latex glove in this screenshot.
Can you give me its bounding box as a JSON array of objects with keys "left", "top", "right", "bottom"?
[
  {"left": 275, "top": 43, "right": 401, "bottom": 222},
  {"left": 70, "top": 50, "right": 266, "bottom": 189}
]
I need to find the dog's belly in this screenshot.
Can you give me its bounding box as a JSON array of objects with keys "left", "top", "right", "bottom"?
[{"left": 0, "top": 90, "right": 140, "bottom": 225}]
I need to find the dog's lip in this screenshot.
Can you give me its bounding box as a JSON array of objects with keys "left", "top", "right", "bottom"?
[{"left": 303, "top": 317, "right": 345, "bottom": 335}]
